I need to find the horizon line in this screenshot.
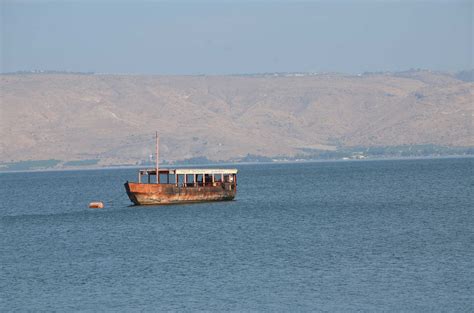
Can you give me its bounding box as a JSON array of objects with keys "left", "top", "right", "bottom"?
[{"left": 2, "top": 68, "right": 473, "bottom": 77}]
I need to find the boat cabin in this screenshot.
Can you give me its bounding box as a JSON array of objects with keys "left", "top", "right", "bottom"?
[{"left": 136, "top": 168, "right": 238, "bottom": 188}]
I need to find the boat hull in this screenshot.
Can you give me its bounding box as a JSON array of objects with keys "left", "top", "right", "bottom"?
[{"left": 124, "top": 182, "right": 236, "bottom": 205}]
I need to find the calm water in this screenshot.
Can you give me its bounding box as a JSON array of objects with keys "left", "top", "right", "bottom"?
[{"left": 1, "top": 158, "right": 473, "bottom": 311}]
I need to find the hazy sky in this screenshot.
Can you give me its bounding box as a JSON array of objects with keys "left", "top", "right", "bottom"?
[{"left": 1, "top": 0, "right": 472, "bottom": 74}]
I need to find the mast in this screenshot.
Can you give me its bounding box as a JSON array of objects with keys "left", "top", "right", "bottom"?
[{"left": 156, "top": 131, "right": 159, "bottom": 184}]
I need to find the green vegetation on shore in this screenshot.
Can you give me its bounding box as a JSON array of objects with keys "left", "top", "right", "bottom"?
[
  {"left": 0, "top": 159, "right": 61, "bottom": 171},
  {"left": 2, "top": 145, "right": 471, "bottom": 172},
  {"left": 63, "top": 159, "right": 100, "bottom": 166}
]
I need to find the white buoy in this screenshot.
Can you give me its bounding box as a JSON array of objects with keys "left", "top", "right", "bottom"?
[{"left": 89, "top": 201, "right": 104, "bottom": 209}]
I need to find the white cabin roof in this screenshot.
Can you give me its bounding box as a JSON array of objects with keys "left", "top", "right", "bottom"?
[
  {"left": 139, "top": 168, "right": 238, "bottom": 175},
  {"left": 175, "top": 168, "right": 238, "bottom": 175}
]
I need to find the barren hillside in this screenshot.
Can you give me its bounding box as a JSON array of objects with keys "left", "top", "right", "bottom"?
[{"left": 0, "top": 71, "right": 472, "bottom": 167}]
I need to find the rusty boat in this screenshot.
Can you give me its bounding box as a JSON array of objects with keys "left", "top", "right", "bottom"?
[{"left": 124, "top": 133, "right": 238, "bottom": 205}]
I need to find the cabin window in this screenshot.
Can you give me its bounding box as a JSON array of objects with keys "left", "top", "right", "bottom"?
[
  {"left": 186, "top": 174, "right": 194, "bottom": 187},
  {"left": 159, "top": 173, "right": 168, "bottom": 184},
  {"left": 214, "top": 174, "right": 222, "bottom": 182},
  {"left": 204, "top": 174, "right": 212, "bottom": 186},
  {"left": 196, "top": 174, "right": 203, "bottom": 186},
  {"left": 168, "top": 174, "right": 176, "bottom": 184},
  {"left": 157, "top": 173, "right": 176, "bottom": 184},
  {"left": 177, "top": 174, "right": 185, "bottom": 186}
]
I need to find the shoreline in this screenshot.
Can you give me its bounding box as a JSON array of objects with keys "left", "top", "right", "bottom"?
[{"left": 1, "top": 154, "right": 472, "bottom": 174}]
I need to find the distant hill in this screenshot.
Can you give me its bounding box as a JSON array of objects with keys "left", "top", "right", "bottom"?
[
  {"left": 455, "top": 69, "right": 474, "bottom": 82},
  {"left": 0, "top": 70, "right": 472, "bottom": 169}
]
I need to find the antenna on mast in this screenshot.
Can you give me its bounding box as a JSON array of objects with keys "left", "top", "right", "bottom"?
[{"left": 156, "top": 131, "right": 159, "bottom": 184}]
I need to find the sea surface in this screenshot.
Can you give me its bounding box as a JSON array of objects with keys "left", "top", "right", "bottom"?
[{"left": 1, "top": 158, "right": 473, "bottom": 311}]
